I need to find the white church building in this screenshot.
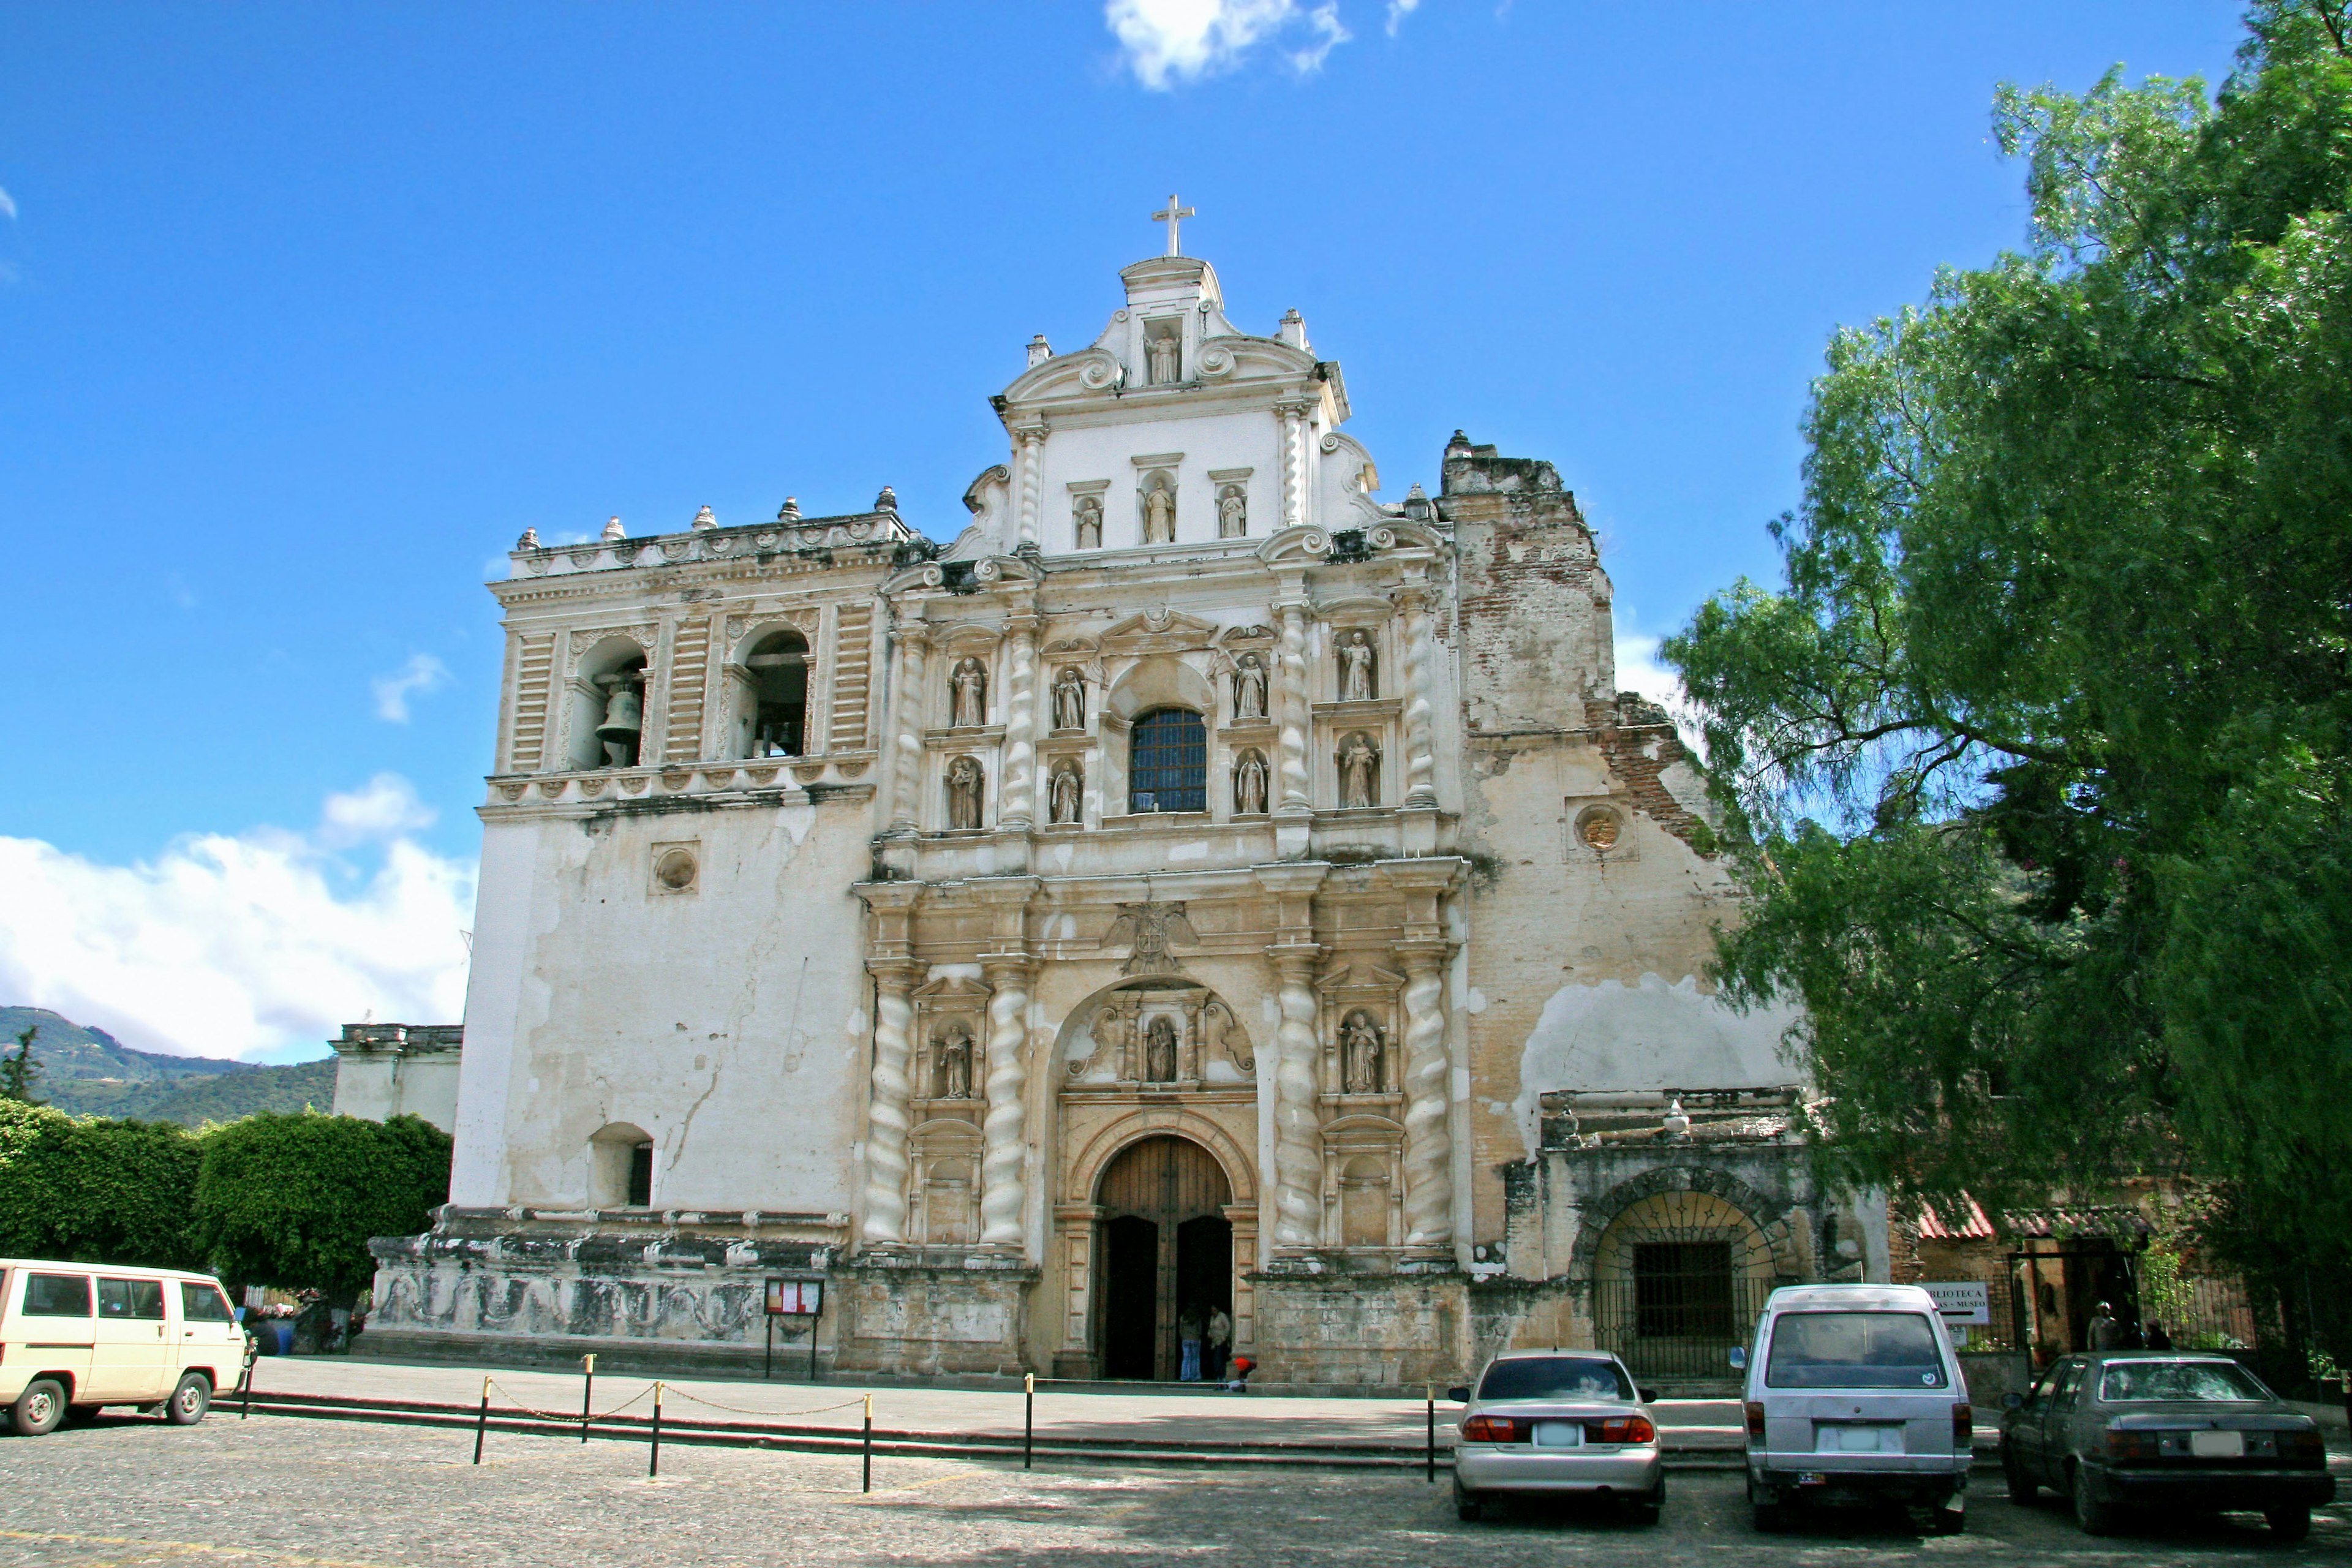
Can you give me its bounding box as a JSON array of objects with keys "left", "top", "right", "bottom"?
[{"left": 366, "top": 213, "right": 1882, "bottom": 1384}]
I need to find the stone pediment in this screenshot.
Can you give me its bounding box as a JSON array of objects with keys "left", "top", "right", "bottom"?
[
  {"left": 914, "top": 974, "right": 992, "bottom": 1001},
  {"left": 1100, "top": 608, "right": 1219, "bottom": 653},
  {"left": 1258, "top": 526, "right": 1333, "bottom": 570},
  {"left": 1317, "top": 962, "right": 1405, "bottom": 997}
]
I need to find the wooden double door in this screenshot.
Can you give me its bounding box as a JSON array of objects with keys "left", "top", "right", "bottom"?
[{"left": 1096, "top": 1136, "right": 1234, "bottom": 1381}]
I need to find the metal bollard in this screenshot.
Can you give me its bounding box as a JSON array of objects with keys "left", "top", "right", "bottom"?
[
  {"left": 240, "top": 1336, "right": 255, "bottom": 1421},
  {"left": 581, "top": 1353, "right": 595, "bottom": 1444},
  {"left": 1024, "top": 1373, "right": 1035, "bottom": 1471},
  {"left": 473, "top": 1376, "right": 490, "bottom": 1465},
  {"left": 1425, "top": 1382, "right": 1434, "bottom": 1483},
  {"left": 862, "top": 1393, "right": 873, "bottom": 1493},
  {"left": 649, "top": 1381, "right": 663, "bottom": 1478}
]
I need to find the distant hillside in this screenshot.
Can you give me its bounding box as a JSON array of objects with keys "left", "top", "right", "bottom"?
[{"left": 0, "top": 1006, "right": 337, "bottom": 1127}]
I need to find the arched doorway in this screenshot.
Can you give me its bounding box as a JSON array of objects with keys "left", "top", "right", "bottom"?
[
  {"left": 1095, "top": 1135, "right": 1232, "bottom": 1381},
  {"left": 1589, "top": 1188, "right": 1781, "bottom": 1381}
]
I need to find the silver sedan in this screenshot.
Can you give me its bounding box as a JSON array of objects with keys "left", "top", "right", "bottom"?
[{"left": 1449, "top": 1350, "right": 1665, "bottom": 1523}]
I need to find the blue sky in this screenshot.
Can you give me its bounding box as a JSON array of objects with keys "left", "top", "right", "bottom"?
[{"left": 0, "top": 2, "right": 2248, "bottom": 1059}]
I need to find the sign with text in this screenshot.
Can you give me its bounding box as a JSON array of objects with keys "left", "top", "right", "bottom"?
[
  {"left": 1923, "top": 1280, "right": 1991, "bottom": 1325},
  {"left": 766, "top": 1278, "right": 824, "bottom": 1317}
]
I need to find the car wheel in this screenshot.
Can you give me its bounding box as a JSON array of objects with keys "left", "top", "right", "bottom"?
[
  {"left": 2264, "top": 1505, "right": 2310, "bottom": 1544},
  {"left": 10, "top": 1379, "right": 67, "bottom": 1437},
  {"left": 1452, "top": 1477, "right": 1483, "bottom": 1523},
  {"left": 2070, "top": 1464, "right": 2116, "bottom": 1537},
  {"left": 1749, "top": 1478, "right": 1785, "bottom": 1534},
  {"left": 165, "top": 1374, "right": 211, "bottom": 1426},
  {"left": 2003, "top": 1448, "right": 2038, "bottom": 1502},
  {"left": 1626, "top": 1475, "right": 1664, "bottom": 1526},
  {"left": 1930, "top": 1505, "right": 1966, "bottom": 1536}
]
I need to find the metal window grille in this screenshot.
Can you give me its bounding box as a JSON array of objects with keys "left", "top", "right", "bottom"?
[
  {"left": 1632, "top": 1240, "right": 1736, "bottom": 1340},
  {"left": 1129, "top": 708, "right": 1207, "bottom": 813}
]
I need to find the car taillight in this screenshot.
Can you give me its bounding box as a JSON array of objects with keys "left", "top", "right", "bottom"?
[
  {"left": 1461, "top": 1415, "right": 1529, "bottom": 1444},
  {"left": 2287, "top": 1429, "right": 2325, "bottom": 1464},
  {"left": 1953, "top": 1403, "right": 1972, "bottom": 1444},
  {"left": 1745, "top": 1401, "right": 1766, "bottom": 1442},
  {"left": 1591, "top": 1415, "right": 1656, "bottom": 1445},
  {"left": 2105, "top": 1429, "right": 2161, "bottom": 1463}
]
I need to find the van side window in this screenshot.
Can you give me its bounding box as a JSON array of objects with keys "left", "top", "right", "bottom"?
[
  {"left": 22, "top": 1273, "right": 92, "bottom": 1317},
  {"left": 180, "top": 1282, "right": 236, "bottom": 1323},
  {"left": 98, "top": 1278, "right": 167, "bottom": 1321}
]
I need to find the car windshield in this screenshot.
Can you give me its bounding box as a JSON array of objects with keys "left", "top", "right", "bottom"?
[
  {"left": 1766, "top": 1310, "right": 1947, "bottom": 1389},
  {"left": 2098, "top": 1360, "right": 2270, "bottom": 1403},
  {"left": 1478, "top": 1357, "right": 1634, "bottom": 1402}
]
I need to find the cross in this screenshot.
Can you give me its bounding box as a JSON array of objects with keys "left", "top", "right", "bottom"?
[{"left": 1152, "top": 194, "right": 1194, "bottom": 257}]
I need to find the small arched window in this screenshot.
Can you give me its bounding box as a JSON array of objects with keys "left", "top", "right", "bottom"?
[
  {"left": 739, "top": 628, "right": 809, "bottom": 758},
  {"left": 1129, "top": 707, "right": 1206, "bottom": 813}
]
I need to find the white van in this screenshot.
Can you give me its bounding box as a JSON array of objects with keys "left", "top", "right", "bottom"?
[
  {"left": 1733, "top": 1283, "right": 1973, "bottom": 1533},
  {"left": 0, "top": 1259, "right": 247, "bottom": 1434}
]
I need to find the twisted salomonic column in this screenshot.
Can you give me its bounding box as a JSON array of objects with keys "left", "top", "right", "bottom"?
[
  {"left": 1269, "top": 946, "right": 1324, "bottom": 1247},
  {"left": 1275, "top": 601, "right": 1312, "bottom": 812},
  {"left": 886, "top": 622, "right": 930, "bottom": 833},
  {"left": 1276, "top": 400, "right": 1310, "bottom": 530},
  {"left": 1398, "top": 946, "right": 1452, "bottom": 1248},
  {"left": 1399, "top": 588, "right": 1438, "bottom": 808},
  {"left": 979, "top": 957, "right": 1032, "bottom": 1246},
  {"left": 998, "top": 616, "right": 1040, "bottom": 830},
  {"left": 1015, "top": 423, "right": 1045, "bottom": 552},
  {"left": 861, "top": 962, "right": 918, "bottom": 1244}
]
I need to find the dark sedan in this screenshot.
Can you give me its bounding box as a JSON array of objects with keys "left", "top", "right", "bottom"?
[{"left": 2000, "top": 1352, "right": 2334, "bottom": 1542}]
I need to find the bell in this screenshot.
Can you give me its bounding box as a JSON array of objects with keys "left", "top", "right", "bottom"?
[{"left": 595, "top": 684, "right": 643, "bottom": 745}]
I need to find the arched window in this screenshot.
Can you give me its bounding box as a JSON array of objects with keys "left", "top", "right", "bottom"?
[
  {"left": 737, "top": 628, "right": 809, "bottom": 758},
  {"left": 1129, "top": 707, "right": 1206, "bottom": 813}
]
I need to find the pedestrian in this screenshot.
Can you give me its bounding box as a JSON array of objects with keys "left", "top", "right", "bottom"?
[
  {"left": 1177, "top": 1308, "right": 1203, "bottom": 1382},
  {"left": 1224, "top": 1354, "right": 1256, "bottom": 1393},
  {"left": 2144, "top": 1321, "right": 2173, "bottom": 1351},
  {"left": 1205, "top": 1305, "right": 1232, "bottom": 1381},
  {"left": 2089, "top": 1302, "right": 2124, "bottom": 1350}
]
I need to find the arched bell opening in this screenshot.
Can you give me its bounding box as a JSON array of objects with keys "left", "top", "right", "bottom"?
[
  {"left": 568, "top": 638, "right": 649, "bottom": 770},
  {"left": 1093, "top": 1134, "right": 1234, "bottom": 1382},
  {"left": 731, "top": 627, "right": 809, "bottom": 759}
]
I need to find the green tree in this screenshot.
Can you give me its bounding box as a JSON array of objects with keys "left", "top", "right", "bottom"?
[
  {"left": 0, "top": 1025, "right": 42, "bottom": 1104},
  {"left": 193, "top": 1112, "right": 451, "bottom": 1303},
  {"left": 0, "top": 1100, "right": 204, "bottom": 1268},
  {"left": 1667, "top": 2, "right": 2352, "bottom": 1365}
]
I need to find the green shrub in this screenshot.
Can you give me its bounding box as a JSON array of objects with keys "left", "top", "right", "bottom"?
[
  {"left": 194, "top": 1112, "right": 451, "bottom": 1303},
  {"left": 0, "top": 1099, "right": 204, "bottom": 1269}
]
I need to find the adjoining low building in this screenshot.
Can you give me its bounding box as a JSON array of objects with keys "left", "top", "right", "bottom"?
[{"left": 330, "top": 1024, "right": 462, "bottom": 1134}]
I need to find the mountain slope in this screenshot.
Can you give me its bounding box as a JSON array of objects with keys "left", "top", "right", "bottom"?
[{"left": 0, "top": 1006, "right": 337, "bottom": 1126}]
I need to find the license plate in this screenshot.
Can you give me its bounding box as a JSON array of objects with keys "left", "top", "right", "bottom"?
[
  {"left": 1817, "top": 1424, "right": 1903, "bottom": 1454},
  {"left": 1796, "top": 1472, "right": 1826, "bottom": 1486},
  {"left": 2190, "top": 1431, "right": 2245, "bottom": 1458},
  {"left": 1532, "top": 1421, "right": 1584, "bottom": 1447}
]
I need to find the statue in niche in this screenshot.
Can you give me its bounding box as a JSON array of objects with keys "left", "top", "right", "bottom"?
[
  {"left": 1217, "top": 486, "right": 1247, "bottom": 538},
  {"left": 1144, "top": 1016, "right": 1180, "bottom": 1083},
  {"left": 1142, "top": 477, "right": 1176, "bottom": 544},
  {"left": 950, "top": 657, "right": 988, "bottom": 728},
  {"left": 1052, "top": 666, "right": 1086, "bottom": 731},
  {"left": 1233, "top": 653, "right": 1268, "bottom": 720},
  {"left": 1343, "top": 1011, "right": 1385, "bottom": 1095},
  {"left": 1234, "top": 749, "right": 1269, "bottom": 815},
  {"left": 1338, "top": 733, "right": 1380, "bottom": 809},
  {"left": 595, "top": 674, "right": 643, "bottom": 768},
  {"left": 936, "top": 1022, "right": 974, "bottom": 1099},
  {"left": 946, "top": 755, "right": 984, "bottom": 829},
  {"left": 1050, "top": 761, "right": 1082, "bottom": 825},
  {"left": 1339, "top": 630, "right": 1378, "bottom": 701},
  {"left": 1148, "top": 331, "right": 1179, "bottom": 385},
  {"left": 1073, "top": 493, "right": 1103, "bottom": 549}
]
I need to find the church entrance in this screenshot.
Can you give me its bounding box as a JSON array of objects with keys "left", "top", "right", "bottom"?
[{"left": 1095, "top": 1135, "right": 1232, "bottom": 1381}]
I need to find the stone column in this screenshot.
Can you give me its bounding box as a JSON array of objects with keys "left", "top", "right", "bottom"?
[
  {"left": 1255, "top": 863, "right": 1328, "bottom": 1251},
  {"left": 1276, "top": 399, "right": 1311, "bottom": 530},
  {"left": 886, "top": 619, "right": 930, "bottom": 833},
  {"left": 998, "top": 613, "right": 1041, "bottom": 831},
  {"left": 861, "top": 959, "right": 919, "bottom": 1245},
  {"left": 1398, "top": 585, "right": 1439, "bottom": 808},
  {"left": 1274, "top": 598, "right": 1313, "bottom": 813},
  {"left": 1398, "top": 943, "right": 1452, "bottom": 1250},
  {"left": 1014, "top": 421, "right": 1046, "bottom": 552},
  {"left": 972, "top": 877, "right": 1038, "bottom": 1251}
]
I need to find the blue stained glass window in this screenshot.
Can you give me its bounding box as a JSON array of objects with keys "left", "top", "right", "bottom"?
[{"left": 1129, "top": 708, "right": 1207, "bottom": 813}]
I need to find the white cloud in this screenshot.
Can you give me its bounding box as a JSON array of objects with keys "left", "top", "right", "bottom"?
[
  {"left": 0, "top": 187, "right": 15, "bottom": 222},
  {"left": 1107, "top": 0, "right": 1352, "bottom": 88},
  {"left": 1385, "top": 0, "right": 1419, "bottom": 37},
  {"left": 371, "top": 652, "right": 450, "bottom": 723},
  {"left": 0, "top": 778, "right": 476, "bottom": 1061},
  {"left": 1614, "top": 630, "right": 1703, "bottom": 748}
]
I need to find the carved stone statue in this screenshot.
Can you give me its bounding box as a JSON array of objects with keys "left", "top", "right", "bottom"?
[
  {"left": 595, "top": 676, "right": 643, "bottom": 768},
  {"left": 946, "top": 755, "right": 984, "bottom": 829},
  {"left": 1338, "top": 733, "right": 1379, "bottom": 809},
  {"left": 1144, "top": 1015, "right": 1179, "bottom": 1082},
  {"left": 1073, "top": 494, "right": 1102, "bottom": 549},
  {"left": 1217, "top": 486, "right": 1247, "bottom": 538},
  {"left": 1148, "top": 333, "right": 1179, "bottom": 385},
  {"left": 1343, "top": 1011, "right": 1384, "bottom": 1095},
  {"left": 1050, "top": 762, "right": 1082, "bottom": 825},
  {"left": 950, "top": 657, "right": 987, "bottom": 728},
  {"left": 937, "top": 1023, "right": 973, "bottom": 1099},
  {"left": 1234, "top": 653, "right": 1268, "bottom": 720},
  {"left": 1234, "top": 749, "right": 1268, "bottom": 815},
  {"left": 1339, "top": 630, "right": 1377, "bottom": 701},
  {"left": 1052, "top": 666, "right": 1086, "bottom": 731},
  {"left": 1142, "top": 478, "right": 1175, "bottom": 544}
]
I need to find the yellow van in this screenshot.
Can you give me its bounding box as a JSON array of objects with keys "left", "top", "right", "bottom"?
[{"left": 0, "top": 1259, "right": 247, "bottom": 1434}]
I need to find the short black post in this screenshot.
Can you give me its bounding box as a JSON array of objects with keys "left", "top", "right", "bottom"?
[
  {"left": 808, "top": 1321, "right": 820, "bottom": 1383},
  {"left": 581, "top": 1353, "right": 595, "bottom": 1444},
  {"left": 862, "top": 1393, "right": 873, "bottom": 1493},
  {"left": 765, "top": 1314, "right": 775, "bottom": 1380},
  {"left": 1424, "top": 1383, "right": 1434, "bottom": 1483},
  {"left": 1024, "top": 1373, "right": 1035, "bottom": 1471},
  {"left": 473, "top": 1376, "right": 490, "bottom": 1465},
  {"left": 649, "top": 1381, "right": 663, "bottom": 1478},
  {"left": 239, "top": 1336, "right": 255, "bottom": 1420}
]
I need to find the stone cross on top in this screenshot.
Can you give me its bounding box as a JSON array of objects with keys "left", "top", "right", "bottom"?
[{"left": 1152, "top": 194, "right": 1194, "bottom": 257}]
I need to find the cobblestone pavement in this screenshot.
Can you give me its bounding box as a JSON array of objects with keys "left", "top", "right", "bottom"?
[{"left": 0, "top": 1411, "right": 2345, "bottom": 1566}]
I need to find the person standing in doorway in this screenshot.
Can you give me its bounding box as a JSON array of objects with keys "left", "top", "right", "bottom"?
[
  {"left": 2089, "top": 1302, "right": 2125, "bottom": 1349},
  {"left": 1205, "top": 1306, "right": 1232, "bottom": 1381},
  {"left": 1178, "top": 1308, "right": 1204, "bottom": 1382}
]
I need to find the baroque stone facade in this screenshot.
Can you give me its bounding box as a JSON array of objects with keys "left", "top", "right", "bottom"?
[{"left": 366, "top": 230, "right": 1879, "bottom": 1384}]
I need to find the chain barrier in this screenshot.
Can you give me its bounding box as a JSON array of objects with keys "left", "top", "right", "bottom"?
[
  {"left": 481, "top": 1378, "right": 652, "bottom": 1425},
  {"left": 660, "top": 1387, "right": 870, "bottom": 1421}
]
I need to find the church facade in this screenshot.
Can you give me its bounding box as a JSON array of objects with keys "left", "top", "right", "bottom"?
[{"left": 368, "top": 228, "right": 1885, "bottom": 1385}]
